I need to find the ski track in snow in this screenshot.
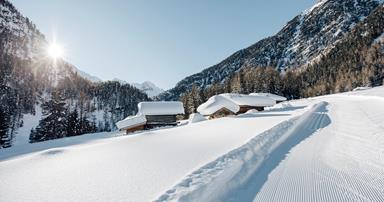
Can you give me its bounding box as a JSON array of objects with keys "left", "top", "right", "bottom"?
[
  {"left": 156, "top": 91, "right": 384, "bottom": 202},
  {"left": 156, "top": 102, "right": 330, "bottom": 202},
  {"left": 254, "top": 96, "right": 384, "bottom": 202}
]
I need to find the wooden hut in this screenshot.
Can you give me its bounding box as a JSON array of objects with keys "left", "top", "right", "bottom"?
[
  {"left": 138, "top": 102, "right": 184, "bottom": 129},
  {"left": 197, "top": 95, "right": 240, "bottom": 119},
  {"left": 115, "top": 114, "right": 147, "bottom": 134},
  {"left": 116, "top": 101, "right": 185, "bottom": 134},
  {"left": 197, "top": 93, "right": 276, "bottom": 119},
  {"left": 220, "top": 94, "right": 275, "bottom": 113}
]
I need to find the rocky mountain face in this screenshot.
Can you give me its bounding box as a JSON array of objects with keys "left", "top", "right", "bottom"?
[
  {"left": 159, "top": 0, "right": 384, "bottom": 101},
  {"left": 0, "top": 0, "right": 149, "bottom": 148}
]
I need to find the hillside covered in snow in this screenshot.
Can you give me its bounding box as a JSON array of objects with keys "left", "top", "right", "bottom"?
[
  {"left": 0, "top": 0, "right": 151, "bottom": 148},
  {"left": 1, "top": 86, "right": 384, "bottom": 201},
  {"left": 159, "top": 0, "right": 384, "bottom": 101}
]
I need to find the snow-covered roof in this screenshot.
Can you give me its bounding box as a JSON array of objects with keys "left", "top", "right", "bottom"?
[
  {"left": 249, "top": 93, "right": 287, "bottom": 102},
  {"left": 221, "top": 93, "right": 276, "bottom": 107},
  {"left": 138, "top": 101, "right": 184, "bottom": 115},
  {"left": 116, "top": 114, "right": 147, "bottom": 130},
  {"left": 197, "top": 95, "right": 240, "bottom": 116}
]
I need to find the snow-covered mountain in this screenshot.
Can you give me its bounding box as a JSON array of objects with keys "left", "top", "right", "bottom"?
[
  {"left": 112, "top": 79, "right": 164, "bottom": 97},
  {"left": 159, "top": 0, "right": 384, "bottom": 100},
  {"left": 0, "top": 0, "right": 149, "bottom": 148},
  {"left": 132, "top": 81, "right": 164, "bottom": 97}
]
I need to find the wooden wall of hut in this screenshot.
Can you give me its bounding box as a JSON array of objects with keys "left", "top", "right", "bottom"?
[
  {"left": 210, "top": 108, "right": 236, "bottom": 119},
  {"left": 145, "top": 115, "right": 178, "bottom": 124},
  {"left": 238, "top": 106, "right": 265, "bottom": 114},
  {"left": 126, "top": 125, "right": 145, "bottom": 134}
]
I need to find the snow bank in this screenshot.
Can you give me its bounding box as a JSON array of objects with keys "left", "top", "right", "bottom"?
[
  {"left": 156, "top": 102, "right": 327, "bottom": 202},
  {"left": 188, "top": 113, "right": 207, "bottom": 123},
  {"left": 250, "top": 93, "right": 287, "bottom": 102},
  {"left": 115, "top": 114, "right": 146, "bottom": 130},
  {"left": 265, "top": 102, "right": 294, "bottom": 111},
  {"left": 138, "top": 101, "right": 184, "bottom": 115},
  {"left": 245, "top": 109, "right": 259, "bottom": 114},
  {"left": 197, "top": 95, "right": 240, "bottom": 115}
]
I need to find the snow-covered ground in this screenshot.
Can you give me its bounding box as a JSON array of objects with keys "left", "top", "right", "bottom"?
[
  {"left": 13, "top": 105, "right": 42, "bottom": 146},
  {"left": 1, "top": 86, "right": 384, "bottom": 201}
]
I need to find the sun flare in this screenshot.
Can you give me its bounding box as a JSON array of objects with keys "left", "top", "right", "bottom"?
[{"left": 47, "top": 42, "right": 64, "bottom": 59}]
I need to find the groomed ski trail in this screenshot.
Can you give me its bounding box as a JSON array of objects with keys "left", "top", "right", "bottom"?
[
  {"left": 253, "top": 96, "right": 384, "bottom": 202},
  {"left": 156, "top": 101, "right": 331, "bottom": 201}
]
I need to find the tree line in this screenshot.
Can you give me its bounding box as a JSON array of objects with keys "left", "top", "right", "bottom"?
[{"left": 180, "top": 5, "right": 384, "bottom": 117}]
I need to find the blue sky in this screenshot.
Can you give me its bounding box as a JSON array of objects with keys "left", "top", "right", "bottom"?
[{"left": 11, "top": 0, "right": 316, "bottom": 89}]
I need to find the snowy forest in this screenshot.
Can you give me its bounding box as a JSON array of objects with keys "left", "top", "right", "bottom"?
[
  {"left": 0, "top": 50, "right": 150, "bottom": 147},
  {"left": 0, "top": 0, "right": 150, "bottom": 147},
  {"left": 179, "top": 5, "right": 384, "bottom": 116}
]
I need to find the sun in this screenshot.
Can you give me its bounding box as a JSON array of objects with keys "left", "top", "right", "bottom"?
[{"left": 47, "top": 42, "right": 64, "bottom": 59}]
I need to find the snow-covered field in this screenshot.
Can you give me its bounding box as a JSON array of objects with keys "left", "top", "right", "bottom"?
[{"left": 1, "top": 86, "right": 384, "bottom": 202}]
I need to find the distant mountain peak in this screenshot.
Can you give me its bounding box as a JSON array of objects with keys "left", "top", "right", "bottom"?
[
  {"left": 112, "top": 78, "right": 164, "bottom": 97},
  {"left": 132, "top": 81, "right": 164, "bottom": 98}
]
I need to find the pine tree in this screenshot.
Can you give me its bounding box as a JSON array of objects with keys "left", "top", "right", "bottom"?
[
  {"left": 0, "top": 108, "right": 11, "bottom": 148},
  {"left": 29, "top": 91, "right": 68, "bottom": 142},
  {"left": 67, "top": 109, "right": 81, "bottom": 136}
]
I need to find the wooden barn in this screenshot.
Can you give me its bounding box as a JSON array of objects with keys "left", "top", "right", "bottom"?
[
  {"left": 197, "top": 93, "right": 276, "bottom": 119},
  {"left": 116, "top": 101, "right": 185, "bottom": 134},
  {"left": 220, "top": 94, "right": 276, "bottom": 113},
  {"left": 138, "top": 102, "right": 184, "bottom": 129},
  {"left": 197, "top": 94, "right": 240, "bottom": 119}
]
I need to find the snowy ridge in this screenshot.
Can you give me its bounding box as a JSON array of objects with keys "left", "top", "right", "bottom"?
[
  {"left": 156, "top": 102, "right": 327, "bottom": 201},
  {"left": 303, "top": 0, "right": 329, "bottom": 15},
  {"left": 69, "top": 65, "right": 102, "bottom": 83}
]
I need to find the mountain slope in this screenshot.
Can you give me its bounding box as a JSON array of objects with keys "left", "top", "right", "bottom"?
[
  {"left": 0, "top": 0, "right": 149, "bottom": 148},
  {"left": 159, "top": 0, "right": 383, "bottom": 100}
]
